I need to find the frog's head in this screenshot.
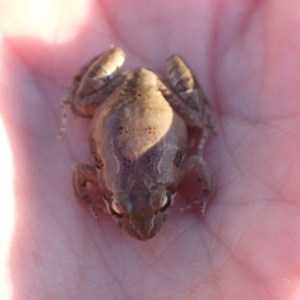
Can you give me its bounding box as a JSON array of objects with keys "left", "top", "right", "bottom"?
[{"left": 107, "top": 186, "right": 174, "bottom": 240}]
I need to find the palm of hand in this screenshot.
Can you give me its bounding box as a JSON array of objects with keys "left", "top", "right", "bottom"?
[{"left": 1, "top": 1, "right": 300, "bottom": 299}]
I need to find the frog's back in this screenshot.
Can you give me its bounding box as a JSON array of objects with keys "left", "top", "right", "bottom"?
[{"left": 90, "top": 68, "right": 188, "bottom": 189}]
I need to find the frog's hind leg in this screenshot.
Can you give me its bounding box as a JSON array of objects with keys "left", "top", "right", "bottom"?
[
  {"left": 162, "top": 55, "right": 216, "bottom": 214},
  {"left": 166, "top": 55, "right": 216, "bottom": 142},
  {"left": 58, "top": 47, "right": 125, "bottom": 137}
]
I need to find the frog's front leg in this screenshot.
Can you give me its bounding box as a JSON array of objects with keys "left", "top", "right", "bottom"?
[
  {"left": 180, "top": 155, "right": 216, "bottom": 215},
  {"left": 58, "top": 47, "right": 125, "bottom": 137},
  {"left": 72, "top": 163, "right": 107, "bottom": 219}
]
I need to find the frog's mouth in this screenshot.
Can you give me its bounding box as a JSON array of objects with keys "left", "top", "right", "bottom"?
[
  {"left": 130, "top": 212, "right": 167, "bottom": 241},
  {"left": 109, "top": 207, "right": 167, "bottom": 240}
]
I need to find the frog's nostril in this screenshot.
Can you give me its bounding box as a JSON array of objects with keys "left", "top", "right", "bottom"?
[{"left": 130, "top": 217, "right": 156, "bottom": 240}]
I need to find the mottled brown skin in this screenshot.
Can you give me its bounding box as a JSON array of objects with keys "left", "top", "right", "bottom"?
[
  {"left": 89, "top": 69, "right": 187, "bottom": 239},
  {"left": 59, "top": 47, "right": 215, "bottom": 240}
]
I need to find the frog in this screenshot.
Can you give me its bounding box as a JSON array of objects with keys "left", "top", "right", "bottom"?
[{"left": 58, "top": 46, "right": 216, "bottom": 240}]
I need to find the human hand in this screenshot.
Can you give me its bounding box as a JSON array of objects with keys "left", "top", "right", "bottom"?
[{"left": 1, "top": 1, "right": 300, "bottom": 299}]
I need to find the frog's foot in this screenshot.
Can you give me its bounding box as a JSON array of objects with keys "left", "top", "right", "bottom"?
[
  {"left": 180, "top": 188, "right": 211, "bottom": 216},
  {"left": 57, "top": 101, "right": 69, "bottom": 136},
  {"left": 81, "top": 197, "right": 107, "bottom": 220},
  {"left": 180, "top": 155, "right": 216, "bottom": 215},
  {"left": 57, "top": 64, "right": 88, "bottom": 138},
  {"left": 72, "top": 163, "right": 107, "bottom": 219}
]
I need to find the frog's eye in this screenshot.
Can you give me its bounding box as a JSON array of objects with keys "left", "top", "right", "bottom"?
[
  {"left": 111, "top": 201, "right": 123, "bottom": 215},
  {"left": 160, "top": 195, "right": 168, "bottom": 207},
  {"left": 160, "top": 195, "right": 172, "bottom": 211}
]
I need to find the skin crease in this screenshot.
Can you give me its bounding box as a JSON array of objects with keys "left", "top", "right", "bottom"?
[{"left": 1, "top": 0, "right": 300, "bottom": 299}]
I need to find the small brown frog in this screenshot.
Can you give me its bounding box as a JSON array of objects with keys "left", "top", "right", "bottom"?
[{"left": 59, "top": 47, "right": 216, "bottom": 240}]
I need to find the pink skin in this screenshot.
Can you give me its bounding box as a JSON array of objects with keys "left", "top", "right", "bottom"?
[{"left": 1, "top": 0, "right": 300, "bottom": 299}]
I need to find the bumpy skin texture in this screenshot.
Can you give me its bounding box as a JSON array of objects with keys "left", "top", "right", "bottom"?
[
  {"left": 2, "top": 0, "right": 300, "bottom": 299},
  {"left": 63, "top": 48, "right": 215, "bottom": 240}
]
